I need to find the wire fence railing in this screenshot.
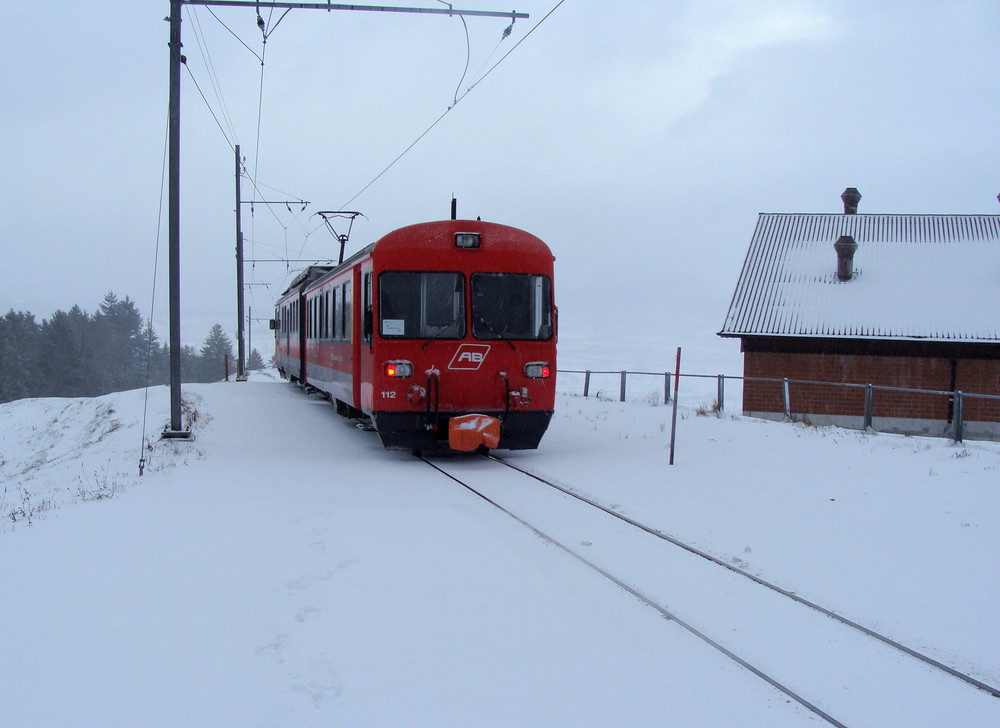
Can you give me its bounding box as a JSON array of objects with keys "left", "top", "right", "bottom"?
[{"left": 557, "top": 369, "right": 1000, "bottom": 443}]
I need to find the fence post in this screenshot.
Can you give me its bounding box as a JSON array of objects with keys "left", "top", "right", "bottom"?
[
  {"left": 583, "top": 370, "right": 591, "bottom": 398},
  {"left": 954, "top": 391, "right": 964, "bottom": 443},
  {"left": 669, "top": 348, "right": 682, "bottom": 465},
  {"left": 717, "top": 374, "right": 725, "bottom": 412},
  {"left": 664, "top": 372, "right": 671, "bottom": 404},
  {"left": 864, "top": 384, "right": 874, "bottom": 430},
  {"left": 782, "top": 378, "right": 792, "bottom": 420},
  {"left": 620, "top": 370, "right": 627, "bottom": 402}
]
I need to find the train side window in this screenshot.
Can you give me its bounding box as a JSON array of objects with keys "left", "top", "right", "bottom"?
[
  {"left": 330, "top": 289, "right": 336, "bottom": 340},
  {"left": 343, "top": 280, "right": 353, "bottom": 342},
  {"left": 319, "top": 293, "right": 326, "bottom": 340},
  {"left": 332, "top": 285, "right": 339, "bottom": 340},
  {"left": 324, "top": 288, "right": 337, "bottom": 341},
  {"left": 362, "top": 271, "right": 373, "bottom": 345},
  {"left": 379, "top": 271, "right": 464, "bottom": 339},
  {"left": 320, "top": 291, "right": 325, "bottom": 339}
]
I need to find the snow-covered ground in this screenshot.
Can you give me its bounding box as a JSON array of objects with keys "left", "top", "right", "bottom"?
[{"left": 2, "top": 370, "right": 998, "bottom": 727}]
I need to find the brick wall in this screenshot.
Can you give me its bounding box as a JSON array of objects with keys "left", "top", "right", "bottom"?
[
  {"left": 957, "top": 358, "right": 1000, "bottom": 422},
  {"left": 743, "top": 348, "right": 1000, "bottom": 422}
]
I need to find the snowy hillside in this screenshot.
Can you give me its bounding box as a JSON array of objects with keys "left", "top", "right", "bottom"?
[{"left": 2, "top": 372, "right": 999, "bottom": 727}]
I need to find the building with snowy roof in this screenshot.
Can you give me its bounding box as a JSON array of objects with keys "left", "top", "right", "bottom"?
[{"left": 719, "top": 189, "right": 1000, "bottom": 439}]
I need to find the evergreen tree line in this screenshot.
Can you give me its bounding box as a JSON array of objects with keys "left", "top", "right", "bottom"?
[{"left": 0, "top": 292, "right": 265, "bottom": 404}]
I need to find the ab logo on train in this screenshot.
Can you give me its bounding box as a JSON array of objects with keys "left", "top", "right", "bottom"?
[{"left": 449, "top": 344, "right": 491, "bottom": 371}]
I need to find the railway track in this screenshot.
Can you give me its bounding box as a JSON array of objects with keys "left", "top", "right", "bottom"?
[{"left": 417, "top": 453, "right": 1000, "bottom": 728}]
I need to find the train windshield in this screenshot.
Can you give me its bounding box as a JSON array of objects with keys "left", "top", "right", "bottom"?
[
  {"left": 379, "top": 271, "right": 465, "bottom": 339},
  {"left": 472, "top": 273, "right": 553, "bottom": 341}
]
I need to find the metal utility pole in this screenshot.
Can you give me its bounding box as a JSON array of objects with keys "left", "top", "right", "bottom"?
[
  {"left": 165, "top": 1, "right": 528, "bottom": 435},
  {"left": 164, "top": 0, "right": 188, "bottom": 438},
  {"left": 235, "top": 145, "right": 246, "bottom": 380}
]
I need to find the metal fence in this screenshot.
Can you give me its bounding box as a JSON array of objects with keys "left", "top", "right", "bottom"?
[{"left": 557, "top": 369, "right": 1000, "bottom": 443}]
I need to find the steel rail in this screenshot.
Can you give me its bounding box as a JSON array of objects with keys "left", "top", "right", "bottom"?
[
  {"left": 417, "top": 454, "right": 850, "bottom": 728},
  {"left": 487, "top": 453, "right": 1000, "bottom": 700}
]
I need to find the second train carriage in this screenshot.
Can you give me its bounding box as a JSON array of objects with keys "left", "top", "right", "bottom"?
[{"left": 274, "top": 219, "right": 556, "bottom": 451}]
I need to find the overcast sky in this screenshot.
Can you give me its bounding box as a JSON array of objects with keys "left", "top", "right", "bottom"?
[{"left": 4, "top": 1, "right": 998, "bottom": 373}]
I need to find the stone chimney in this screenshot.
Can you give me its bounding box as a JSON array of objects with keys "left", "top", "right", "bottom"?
[
  {"left": 834, "top": 235, "right": 858, "bottom": 281},
  {"left": 841, "top": 187, "right": 861, "bottom": 214}
]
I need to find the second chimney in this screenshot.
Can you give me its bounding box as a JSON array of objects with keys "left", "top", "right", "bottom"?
[
  {"left": 834, "top": 235, "right": 858, "bottom": 281},
  {"left": 841, "top": 187, "right": 862, "bottom": 214}
]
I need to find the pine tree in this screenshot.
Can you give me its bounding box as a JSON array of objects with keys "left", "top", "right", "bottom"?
[
  {"left": 37, "top": 305, "right": 93, "bottom": 396},
  {"left": 0, "top": 310, "right": 41, "bottom": 403},
  {"left": 138, "top": 320, "right": 168, "bottom": 387},
  {"left": 247, "top": 348, "right": 265, "bottom": 371},
  {"left": 198, "top": 324, "right": 234, "bottom": 382},
  {"left": 180, "top": 345, "right": 201, "bottom": 383},
  {"left": 90, "top": 292, "right": 145, "bottom": 394}
]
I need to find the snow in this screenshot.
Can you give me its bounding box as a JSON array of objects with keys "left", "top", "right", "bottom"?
[
  {"left": 721, "top": 214, "right": 1000, "bottom": 341},
  {"left": 2, "top": 370, "right": 999, "bottom": 727}
]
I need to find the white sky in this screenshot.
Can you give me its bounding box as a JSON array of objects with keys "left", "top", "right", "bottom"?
[{"left": 3, "top": 0, "right": 998, "bottom": 366}]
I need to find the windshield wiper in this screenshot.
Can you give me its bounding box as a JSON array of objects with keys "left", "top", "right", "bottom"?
[
  {"left": 473, "top": 313, "right": 516, "bottom": 349},
  {"left": 420, "top": 313, "right": 465, "bottom": 349}
]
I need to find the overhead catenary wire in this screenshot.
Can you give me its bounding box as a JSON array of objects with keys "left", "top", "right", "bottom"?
[
  {"left": 456, "top": 0, "right": 565, "bottom": 101},
  {"left": 339, "top": 0, "right": 566, "bottom": 210},
  {"left": 187, "top": 7, "right": 241, "bottom": 146},
  {"left": 184, "top": 63, "right": 237, "bottom": 150},
  {"left": 192, "top": 6, "right": 310, "bottom": 263},
  {"left": 436, "top": 0, "right": 471, "bottom": 106},
  {"left": 249, "top": 6, "right": 293, "bottom": 286},
  {"left": 205, "top": 5, "right": 264, "bottom": 62},
  {"left": 183, "top": 56, "right": 308, "bottom": 273}
]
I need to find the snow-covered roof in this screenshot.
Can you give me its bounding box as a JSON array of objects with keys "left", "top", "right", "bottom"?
[{"left": 719, "top": 213, "right": 1000, "bottom": 342}]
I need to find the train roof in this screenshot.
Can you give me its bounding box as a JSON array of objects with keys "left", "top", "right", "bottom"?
[
  {"left": 371, "top": 219, "right": 553, "bottom": 261},
  {"left": 277, "top": 219, "right": 553, "bottom": 302},
  {"left": 277, "top": 264, "right": 334, "bottom": 298}
]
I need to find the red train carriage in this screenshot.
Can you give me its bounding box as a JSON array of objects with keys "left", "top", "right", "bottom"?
[
  {"left": 274, "top": 265, "right": 332, "bottom": 384},
  {"left": 273, "top": 219, "right": 556, "bottom": 451}
]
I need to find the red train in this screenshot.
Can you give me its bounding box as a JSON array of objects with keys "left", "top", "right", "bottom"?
[{"left": 273, "top": 219, "right": 556, "bottom": 451}]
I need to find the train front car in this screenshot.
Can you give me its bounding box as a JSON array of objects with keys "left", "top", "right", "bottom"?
[{"left": 362, "top": 220, "right": 556, "bottom": 452}]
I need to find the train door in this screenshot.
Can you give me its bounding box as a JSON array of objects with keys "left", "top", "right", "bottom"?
[
  {"left": 296, "top": 293, "right": 308, "bottom": 383},
  {"left": 358, "top": 266, "right": 375, "bottom": 411}
]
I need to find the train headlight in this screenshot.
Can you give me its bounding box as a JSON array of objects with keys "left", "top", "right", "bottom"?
[
  {"left": 385, "top": 360, "right": 413, "bottom": 378},
  {"left": 455, "top": 232, "right": 481, "bottom": 249},
  {"left": 524, "top": 362, "right": 551, "bottom": 379}
]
